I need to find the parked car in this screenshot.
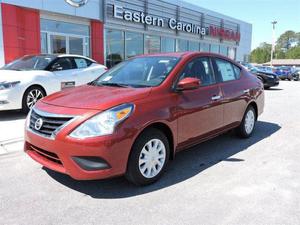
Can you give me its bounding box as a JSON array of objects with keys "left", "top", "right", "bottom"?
[
  {"left": 0, "top": 54, "right": 107, "bottom": 112},
  {"left": 24, "top": 52, "right": 264, "bottom": 185},
  {"left": 291, "top": 70, "right": 300, "bottom": 81},
  {"left": 273, "top": 66, "right": 293, "bottom": 80},
  {"left": 250, "top": 67, "right": 280, "bottom": 89}
]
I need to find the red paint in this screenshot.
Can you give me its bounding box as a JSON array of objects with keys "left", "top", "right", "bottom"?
[
  {"left": 24, "top": 52, "right": 264, "bottom": 180},
  {"left": 1, "top": 3, "right": 41, "bottom": 64},
  {"left": 91, "top": 20, "right": 104, "bottom": 64},
  {"left": 209, "top": 26, "right": 241, "bottom": 42}
]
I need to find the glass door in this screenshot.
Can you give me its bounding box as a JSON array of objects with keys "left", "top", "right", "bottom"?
[
  {"left": 69, "top": 37, "right": 84, "bottom": 55},
  {"left": 46, "top": 33, "right": 88, "bottom": 56},
  {"left": 50, "top": 35, "right": 67, "bottom": 54}
]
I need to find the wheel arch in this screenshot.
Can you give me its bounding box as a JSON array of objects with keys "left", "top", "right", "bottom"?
[
  {"left": 247, "top": 101, "right": 258, "bottom": 120},
  {"left": 132, "top": 122, "right": 175, "bottom": 161}
]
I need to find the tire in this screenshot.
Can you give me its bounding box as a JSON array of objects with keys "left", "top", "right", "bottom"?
[
  {"left": 22, "top": 86, "right": 46, "bottom": 113},
  {"left": 126, "top": 128, "right": 170, "bottom": 186},
  {"left": 236, "top": 105, "right": 256, "bottom": 138}
]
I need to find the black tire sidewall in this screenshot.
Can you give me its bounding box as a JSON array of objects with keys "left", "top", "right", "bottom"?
[
  {"left": 237, "top": 106, "right": 256, "bottom": 138},
  {"left": 126, "top": 128, "right": 170, "bottom": 186},
  {"left": 22, "top": 86, "right": 45, "bottom": 113}
]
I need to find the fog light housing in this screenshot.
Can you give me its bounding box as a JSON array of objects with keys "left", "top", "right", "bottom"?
[
  {"left": 72, "top": 156, "right": 111, "bottom": 171},
  {"left": 0, "top": 100, "right": 9, "bottom": 105}
]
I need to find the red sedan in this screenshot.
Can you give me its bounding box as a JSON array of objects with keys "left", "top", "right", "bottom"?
[{"left": 24, "top": 52, "right": 264, "bottom": 185}]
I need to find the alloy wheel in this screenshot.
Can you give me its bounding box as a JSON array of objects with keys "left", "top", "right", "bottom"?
[{"left": 26, "top": 89, "right": 44, "bottom": 109}]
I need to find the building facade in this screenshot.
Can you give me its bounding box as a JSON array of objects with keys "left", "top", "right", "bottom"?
[{"left": 0, "top": 0, "right": 252, "bottom": 67}]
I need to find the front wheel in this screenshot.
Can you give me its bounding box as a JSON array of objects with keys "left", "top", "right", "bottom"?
[
  {"left": 236, "top": 106, "right": 256, "bottom": 138},
  {"left": 126, "top": 128, "right": 170, "bottom": 186},
  {"left": 22, "top": 86, "right": 46, "bottom": 113}
]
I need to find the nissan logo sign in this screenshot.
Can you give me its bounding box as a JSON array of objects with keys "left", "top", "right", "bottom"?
[
  {"left": 35, "top": 118, "right": 44, "bottom": 131},
  {"left": 65, "top": 0, "right": 89, "bottom": 7}
]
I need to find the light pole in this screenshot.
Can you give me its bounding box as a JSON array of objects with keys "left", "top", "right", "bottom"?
[{"left": 270, "top": 21, "right": 277, "bottom": 67}]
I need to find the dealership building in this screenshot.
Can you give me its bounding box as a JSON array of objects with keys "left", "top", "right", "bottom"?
[{"left": 0, "top": 0, "right": 252, "bottom": 67}]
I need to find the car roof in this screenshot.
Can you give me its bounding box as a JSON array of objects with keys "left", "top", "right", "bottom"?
[
  {"left": 23, "top": 54, "right": 97, "bottom": 63},
  {"left": 134, "top": 51, "right": 233, "bottom": 59},
  {"left": 134, "top": 51, "right": 239, "bottom": 66}
]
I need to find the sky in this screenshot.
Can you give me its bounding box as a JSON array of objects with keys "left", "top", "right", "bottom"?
[{"left": 185, "top": 0, "right": 300, "bottom": 49}]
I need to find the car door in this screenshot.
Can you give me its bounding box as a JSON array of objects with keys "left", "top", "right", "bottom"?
[
  {"left": 212, "top": 58, "right": 247, "bottom": 127},
  {"left": 50, "top": 57, "right": 78, "bottom": 91},
  {"left": 177, "top": 57, "right": 224, "bottom": 148}
]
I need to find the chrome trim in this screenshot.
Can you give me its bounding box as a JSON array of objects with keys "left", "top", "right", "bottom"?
[{"left": 28, "top": 108, "right": 79, "bottom": 140}]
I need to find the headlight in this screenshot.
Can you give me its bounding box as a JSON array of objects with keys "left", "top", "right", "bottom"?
[
  {"left": 26, "top": 107, "right": 33, "bottom": 128},
  {"left": 0, "top": 81, "right": 20, "bottom": 90},
  {"left": 69, "top": 103, "right": 134, "bottom": 139}
]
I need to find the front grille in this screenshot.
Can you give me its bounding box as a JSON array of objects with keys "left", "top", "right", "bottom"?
[
  {"left": 29, "top": 145, "right": 62, "bottom": 165},
  {"left": 29, "top": 109, "right": 73, "bottom": 138}
]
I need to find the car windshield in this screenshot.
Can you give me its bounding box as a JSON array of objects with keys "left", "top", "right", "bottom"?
[
  {"left": 1, "top": 55, "right": 56, "bottom": 71},
  {"left": 92, "top": 56, "right": 180, "bottom": 88}
]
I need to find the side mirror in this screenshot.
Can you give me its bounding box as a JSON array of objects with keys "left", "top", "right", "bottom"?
[{"left": 177, "top": 77, "right": 201, "bottom": 91}]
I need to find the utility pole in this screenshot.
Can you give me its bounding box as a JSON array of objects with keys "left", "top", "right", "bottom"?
[{"left": 270, "top": 21, "right": 277, "bottom": 67}]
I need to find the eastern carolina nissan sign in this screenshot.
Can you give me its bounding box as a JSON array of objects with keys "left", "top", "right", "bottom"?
[{"left": 113, "top": 5, "right": 240, "bottom": 42}]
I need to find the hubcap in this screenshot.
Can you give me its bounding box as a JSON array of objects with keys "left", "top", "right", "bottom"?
[
  {"left": 244, "top": 110, "right": 255, "bottom": 134},
  {"left": 138, "top": 139, "right": 166, "bottom": 179},
  {"left": 26, "top": 89, "right": 44, "bottom": 109}
]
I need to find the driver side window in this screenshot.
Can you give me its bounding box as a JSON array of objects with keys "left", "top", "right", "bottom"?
[
  {"left": 51, "top": 58, "right": 76, "bottom": 71},
  {"left": 179, "top": 57, "right": 216, "bottom": 86}
]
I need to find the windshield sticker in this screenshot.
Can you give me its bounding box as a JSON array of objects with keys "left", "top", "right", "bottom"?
[
  {"left": 103, "top": 76, "right": 113, "bottom": 81},
  {"left": 159, "top": 60, "right": 170, "bottom": 64}
]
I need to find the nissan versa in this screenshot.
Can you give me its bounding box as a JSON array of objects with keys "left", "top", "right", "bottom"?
[{"left": 24, "top": 52, "right": 264, "bottom": 185}]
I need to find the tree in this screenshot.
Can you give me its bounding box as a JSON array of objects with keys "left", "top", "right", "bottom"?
[
  {"left": 285, "top": 47, "right": 300, "bottom": 59},
  {"left": 276, "top": 30, "right": 299, "bottom": 50},
  {"left": 250, "top": 42, "right": 272, "bottom": 63}
]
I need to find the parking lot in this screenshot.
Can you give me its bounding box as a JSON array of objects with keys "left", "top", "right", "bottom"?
[{"left": 1, "top": 81, "right": 300, "bottom": 225}]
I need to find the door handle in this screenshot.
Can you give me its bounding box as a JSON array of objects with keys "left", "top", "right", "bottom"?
[
  {"left": 243, "top": 89, "right": 250, "bottom": 94},
  {"left": 211, "top": 95, "right": 221, "bottom": 101}
]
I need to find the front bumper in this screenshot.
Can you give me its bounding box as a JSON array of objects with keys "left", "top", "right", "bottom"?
[
  {"left": 24, "top": 106, "right": 136, "bottom": 180},
  {"left": 0, "top": 88, "right": 22, "bottom": 111}
]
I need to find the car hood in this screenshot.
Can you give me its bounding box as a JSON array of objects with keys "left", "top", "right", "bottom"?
[
  {"left": 41, "top": 85, "right": 152, "bottom": 110},
  {"left": 0, "top": 70, "right": 47, "bottom": 82}
]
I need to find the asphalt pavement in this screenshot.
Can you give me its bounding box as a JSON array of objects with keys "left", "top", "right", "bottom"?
[{"left": 1, "top": 81, "right": 300, "bottom": 225}]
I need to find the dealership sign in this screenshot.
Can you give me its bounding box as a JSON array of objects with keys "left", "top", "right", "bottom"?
[
  {"left": 65, "top": 0, "right": 89, "bottom": 7},
  {"left": 113, "top": 5, "right": 240, "bottom": 42}
]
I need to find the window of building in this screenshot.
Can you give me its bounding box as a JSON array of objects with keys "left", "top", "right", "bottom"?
[
  {"left": 145, "top": 35, "right": 161, "bottom": 54},
  {"left": 179, "top": 57, "right": 215, "bottom": 86},
  {"left": 189, "top": 41, "right": 200, "bottom": 51},
  {"left": 215, "top": 58, "right": 237, "bottom": 82},
  {"left": 176, "top": 39, "right": 188, "bottom": 52},
  {"left": 161, "top": 37, "right": 175, "bottom": 52},
  {"left": 125, "top": 32, "right": 143, "bottom": 59},
  {"left": 200, "top": 43, "right": 210, "bottom": 52},
  {"left": 228, "top": 47, "right": 236, "bottom": 60},
  {"left": 210, "top": 44, "right": 219, "bottom": 53},
  {"left": 220, "top": 46, "right": 228, "bottom": 56},
  {"left": 40, "top": 18, "right": 90, "bottom": 57},
  {"left": 105, "top": 29, "right": 125, "bottom": 68},
  {"left": 50, "top": 35, "right": 66, "bottom": 54},
  {"left": 41, "top": 32, "right": 47, "bottom": 54}
]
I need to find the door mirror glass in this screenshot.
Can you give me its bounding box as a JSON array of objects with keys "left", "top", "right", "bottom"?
[{"left": 177, "top": 77, "right": 201, "bottom": 91}]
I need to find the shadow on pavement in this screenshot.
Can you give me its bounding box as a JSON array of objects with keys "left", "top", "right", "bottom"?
[
  {"left": 45, "top": 120, "right": 281, "bottom": 199},
  {"left": 0, "top": 110, "right": 26, "bottom": 121}
]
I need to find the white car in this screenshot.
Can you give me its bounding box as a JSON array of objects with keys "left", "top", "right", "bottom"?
[{"left": 0, "top": 54, "right": 107, "bottom": 112}]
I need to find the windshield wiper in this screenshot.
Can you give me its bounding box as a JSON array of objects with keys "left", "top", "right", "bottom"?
[{"left": 97, "top": 82, "right": 130, "bottom": 88}]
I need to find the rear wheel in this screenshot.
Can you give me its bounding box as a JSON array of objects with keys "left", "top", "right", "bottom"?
[
  {"left": 236, "top": 106, "right": 256, "bottom": 138},
  {"left": 126, "top": 128, "right": 170, "bottom": 186},
  {"left": 22, "top": 86, "right": 46, "bottom": 113}
]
